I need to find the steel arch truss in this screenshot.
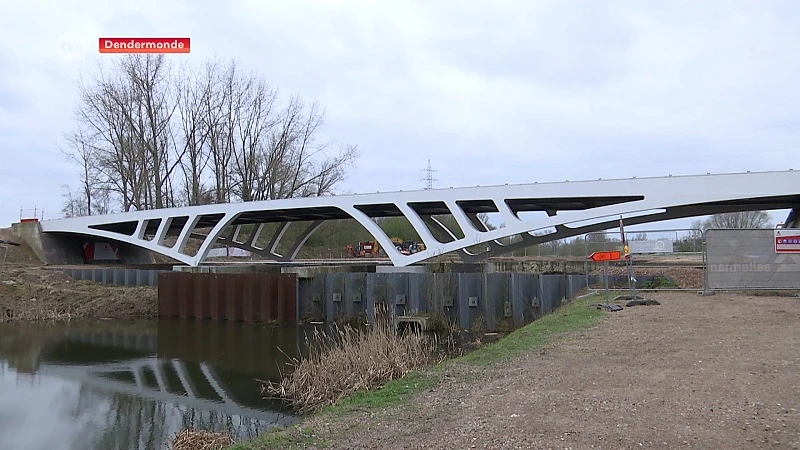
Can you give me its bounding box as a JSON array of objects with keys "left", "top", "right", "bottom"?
[{"left": 40, "top": 170, "right": 800, "bottom": 266}]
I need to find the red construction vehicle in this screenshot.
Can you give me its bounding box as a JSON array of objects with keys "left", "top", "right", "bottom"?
[{"left": 346, "top": 241, "right": 381, "bottom": 258}]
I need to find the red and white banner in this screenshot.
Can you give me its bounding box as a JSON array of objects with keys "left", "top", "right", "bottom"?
[
  {"left": 83, "top": 242, "right": 120, "bottom": 261},
  {"left": 99, "top": 37, "right": 190, "bottom": 54},
  {"left": 775, "top": 229, "right": 800, "bottom": 253}
]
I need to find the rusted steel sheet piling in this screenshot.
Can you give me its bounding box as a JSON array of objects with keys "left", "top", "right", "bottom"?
[{"left": 158, "top": 272, "right": 298, "bottom": 323}]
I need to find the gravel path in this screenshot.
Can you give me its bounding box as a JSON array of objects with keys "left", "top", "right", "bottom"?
[{"left": 304, "top": 291, "right": 800, "bottom": 449}]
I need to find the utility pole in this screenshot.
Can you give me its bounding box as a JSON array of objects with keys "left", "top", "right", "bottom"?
[{"left": 421, "top": 159, "right": 437, "bottom": 190}]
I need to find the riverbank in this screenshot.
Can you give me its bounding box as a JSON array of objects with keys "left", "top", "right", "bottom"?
[
  {"left": 228, "top": 293, "right": 607, "bottom": 449},
  {"left": 0, "top": 265, "right": 157, "bottom": 321},
  {"left": 227, "top": 290, "right": 800, "bottom": 449}
]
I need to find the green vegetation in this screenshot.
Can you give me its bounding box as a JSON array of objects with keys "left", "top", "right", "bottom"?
[
  {"left": 639, "top": 276, "right": 680, "bottom": 289},
  {"left": 229, "top": 294, "right": 607, "bottom": 450},
  {"left": 457, "top": 295, "right": 606, "bottom": 365},
  {"left": 322, "top": 370, "right": 441, "bottom": 415},
  {"left": 229, "top": 373, "right": 440, "bottom": 450}
]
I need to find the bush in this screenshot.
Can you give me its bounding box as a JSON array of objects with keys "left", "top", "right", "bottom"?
[{"left": 261, "top": 308, "right": 435, "bottom": 415}]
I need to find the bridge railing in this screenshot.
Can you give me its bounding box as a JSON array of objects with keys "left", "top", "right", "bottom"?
[{"left": 19, "top": 207, "right": 62, "bottom": 222}]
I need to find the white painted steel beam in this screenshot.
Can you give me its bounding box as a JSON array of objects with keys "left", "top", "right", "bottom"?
[{"left": 39, "top": 170, "right": 800, "bottom": 266}]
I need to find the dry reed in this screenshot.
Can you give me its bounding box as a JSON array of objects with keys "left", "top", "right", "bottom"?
[
  {"left": 261, "top": 307, "right": 435, "bottom": 414},
  {"left": 171, "top": 429, "right": 234, "bottom": 450}
]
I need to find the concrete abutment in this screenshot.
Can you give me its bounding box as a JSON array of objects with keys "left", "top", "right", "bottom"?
[{"left": 12, "top": 221, "right": 154, "bottom": 265}]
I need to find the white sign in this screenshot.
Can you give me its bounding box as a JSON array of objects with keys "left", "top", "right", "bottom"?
[
  {"left": 207, "top": 247, "right": 252, "bottom": 257},
  {"left": 775, "top": 229, "right": 800, "bottom": 253},
  {"left": 628, "top": 239, "right": 673, "bottom": 254}
]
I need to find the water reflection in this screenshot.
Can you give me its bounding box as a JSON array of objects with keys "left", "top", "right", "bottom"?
[{"left": 0, "top": 319, "right": 306, "bottom": 450}]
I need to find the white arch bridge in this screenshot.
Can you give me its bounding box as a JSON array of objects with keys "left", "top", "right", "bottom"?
[{"left": 39, "top": 170, "right": 800, "bottom": 267}]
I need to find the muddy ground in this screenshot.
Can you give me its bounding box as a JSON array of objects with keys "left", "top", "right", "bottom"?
[{"left": 293, "top": 291, "right": 800, "bottom": 449}]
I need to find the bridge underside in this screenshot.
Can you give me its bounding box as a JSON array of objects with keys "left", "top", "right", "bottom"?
[{"left": 38, "top": 170, "right": 800, "bottom": 266}]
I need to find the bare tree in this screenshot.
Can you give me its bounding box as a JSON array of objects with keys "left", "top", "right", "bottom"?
[
  {"left": 206, "top": 60, "right": 239, "bottom": 204},
  {"left": 304, "top": 143, "right": 359, "bottom": 196},
  {"left": 476, "top": 213, "right": 496, "bottom": 231},
  {"left": 61, "top": 186, "right": 88, "bottom": 218},
  {"left": 690, "top": 219, "right": 705, "bottom": 237},
  {"left": 263, "top": 98, "right": 360, "bottom": 199},
  {"left": 175, "top": 61, "right": 214, "bottom": 205},
  {"left": 702, "top": 211, "right": 772, "bottom": 229},
  {"left": 229, "top": 74, "right": 278, "bottom": 201},
  {"left": 114, "top": 55, "right": 180, "bottom": 209},
  {"left": 268, "top": 96, "right": 314, "bottom": 199},
  {"left": 64, "top": 56, "right": 360, "bottom": 215},
  {"left": 73, "top": 64, "right": 137, "bottom": 211},
  {"left": 61, "top": 130, "right": 100, "bottom": 215},
  {"left": 70, "top": 55, "right": 181, "bottom": 211}
]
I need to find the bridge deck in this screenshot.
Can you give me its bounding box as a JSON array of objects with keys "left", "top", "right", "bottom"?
[{"left": 38, "top": 170, "right": 800, "bottom": 267}]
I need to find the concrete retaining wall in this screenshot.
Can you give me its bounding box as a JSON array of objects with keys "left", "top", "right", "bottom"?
[
  {"left": 50, "top": 268, "right": 638, "bottom": 331},
  {"left": 298, "top": 272, "right": 591, "bottom": 331},
  {"left": 56, "top": 267, "right": 165, "bottom": 287}
]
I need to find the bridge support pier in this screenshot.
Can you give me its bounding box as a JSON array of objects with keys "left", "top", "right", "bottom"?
[{"left": 12, "top": 221, "right": 155, "bottom": 265}]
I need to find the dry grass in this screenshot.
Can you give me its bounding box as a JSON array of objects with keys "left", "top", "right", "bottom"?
[
  {"left": 171, "top": 429, "right": 234, "bottom": 450},
  {"left": 261, "top": 308, "right": 436, "bottom": 415}
]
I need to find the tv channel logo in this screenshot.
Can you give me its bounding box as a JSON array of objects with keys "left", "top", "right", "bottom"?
[{"left": 56, "top": 32, "right": 93, "bottom": 61}]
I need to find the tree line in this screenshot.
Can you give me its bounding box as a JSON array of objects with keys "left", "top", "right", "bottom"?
[{"left": 61, "top": 55, "right": 358, "bottom": 216}]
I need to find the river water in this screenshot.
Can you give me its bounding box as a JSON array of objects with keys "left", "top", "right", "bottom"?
[{"left": 0, "top": 319, "right": 313, "bottom": 450}]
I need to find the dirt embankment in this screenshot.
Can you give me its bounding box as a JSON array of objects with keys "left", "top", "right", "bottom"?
[
  {"left": 283, "top": 291, "right": 800, "bottom": 449},
  {"left": 0, "top": 227, "right": 157, "bottom": 322},
  {"left": 0, "top": 227, "right": 41, "bottom": 266},
  {"left": 0, "top": 266, "right": 157, "bottom": 322}
]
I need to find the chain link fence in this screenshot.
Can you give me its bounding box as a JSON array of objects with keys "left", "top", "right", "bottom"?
[
  {"left": 584, "top": 228, "right": 705, "bottom": 291},
  {"left": 705, "top": 228, "right": 800, "bottom": 290}
]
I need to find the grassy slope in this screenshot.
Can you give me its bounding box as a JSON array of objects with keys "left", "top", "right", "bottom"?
[{"left": 230, "top": 294, "right": 607, "bottom": 450}]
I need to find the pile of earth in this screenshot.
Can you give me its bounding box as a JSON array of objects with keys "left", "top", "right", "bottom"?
[{"left": 0, "top": 227, "right": 41, "bottom": 266}]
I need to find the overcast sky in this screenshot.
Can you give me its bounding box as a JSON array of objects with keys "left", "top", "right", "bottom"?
[{"left": 1, "top": 0, "right": 798, "bottom": 230}]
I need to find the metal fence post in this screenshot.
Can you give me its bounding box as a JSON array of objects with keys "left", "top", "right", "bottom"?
[
  {"left": 584, "top": 234, "right": 590, "bottom": 291},
  {"left": 701, "top": 228, "right": 708, "bottom": 293}
]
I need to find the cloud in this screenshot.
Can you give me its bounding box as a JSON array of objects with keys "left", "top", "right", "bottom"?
[
  {"left": 0, "top": 48, "right": 29, "bottom": 112},
  {"left": 0, "top": 0, "right": 798, "bottom": 228}
]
